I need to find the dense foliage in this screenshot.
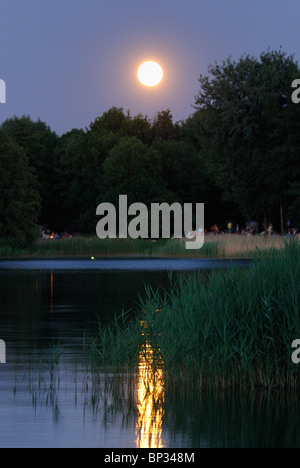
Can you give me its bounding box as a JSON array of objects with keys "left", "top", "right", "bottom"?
[
  {"left": 194, "top": 49, "right": 300, "bottom": 231},
  {"left": 0, "top": 131, "right": 41, "bottom": 247}
]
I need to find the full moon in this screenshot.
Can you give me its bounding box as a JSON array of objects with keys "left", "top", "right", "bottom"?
[{"left": 137, "top": 61, "right": 163, "bottom": 87}]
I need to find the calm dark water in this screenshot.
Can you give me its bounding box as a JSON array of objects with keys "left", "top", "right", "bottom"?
[{"left": 0, "top": 258, "right": 299, "bottom": 448}]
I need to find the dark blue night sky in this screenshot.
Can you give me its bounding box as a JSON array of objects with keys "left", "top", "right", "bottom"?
[{"left": 1, "top": 0, "right": 299, "bottom": 134}]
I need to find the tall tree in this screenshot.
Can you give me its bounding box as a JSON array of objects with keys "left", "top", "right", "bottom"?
[
  {"left": 152, "top": 109, "right": 179, "bottom": 142},
  {"left": 58, "top": 128, "right": 105, "bottom": 232},
  {"left": 194, "top": 49, "right": 300, "bottom": 231},
  {"left": 1, "top": 116, "right": 58, "bottom": 226},
  {"left": 153, "top": 139, "right": 206, "bottom": 203},
  {"left": 0, "top": 131, "right": 41, "bottom": 247},
  {"left": 102, "top": 136, "right": 172, "bottom": 206}
]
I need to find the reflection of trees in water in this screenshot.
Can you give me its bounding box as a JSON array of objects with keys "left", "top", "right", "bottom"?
[
  {"left": 15, "top": 356, "right": 300, "bottom": 448},
  {"left": 162, "top": 389, "right": 300, "bottom": 448}
]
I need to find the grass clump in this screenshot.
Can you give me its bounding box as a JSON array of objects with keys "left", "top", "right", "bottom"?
[{"left": 93, "top": 240, "right": 300, "bottom": 389}]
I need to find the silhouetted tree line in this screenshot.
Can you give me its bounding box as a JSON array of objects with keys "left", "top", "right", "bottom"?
[{"left": 0, "top": 49, "right": 299, "bottom": 247}]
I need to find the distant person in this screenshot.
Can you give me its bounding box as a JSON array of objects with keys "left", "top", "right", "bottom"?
[
  {"left": 235, "top": 224, "right": 240, "bottom": 234},
  {"left": 213, "top": 224, "right": 220, "bottom": 235},
  {"left": 267, "top": 224, "right": 273, "bottom": 236},
  {"left": 227, "top": 222, "right": 233, "bottom": 234}
]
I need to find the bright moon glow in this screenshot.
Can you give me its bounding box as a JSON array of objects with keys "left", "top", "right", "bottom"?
[{"left": 137, "top": 61, "right": 163, "bottom": 87}]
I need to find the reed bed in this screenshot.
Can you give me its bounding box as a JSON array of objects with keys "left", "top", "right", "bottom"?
[
  {"left": 93, "top": 240, "right": 300, "bottom": 390},
  {"left": 204, "top": 234, "right": 288, "bottom": 258}
]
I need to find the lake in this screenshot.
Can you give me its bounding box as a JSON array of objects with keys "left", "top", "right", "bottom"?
[{"left": 0, "top": 258, "right": 299, "bottom": 448}]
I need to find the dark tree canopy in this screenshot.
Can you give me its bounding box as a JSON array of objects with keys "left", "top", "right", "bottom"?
[
  {"left": 194, "top": 49, "right": 300, "bottom": 231},
  {"left": 102, "top": 136, "right": 172, "bottom": 206},
  {"left": 0, "top": 131, "right": 41, "bottom": 247},
  {"left": 1, "top": 116, "right": 59, "bottom": 226}
]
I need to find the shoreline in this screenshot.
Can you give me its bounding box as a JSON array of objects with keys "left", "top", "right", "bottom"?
[{"left": 0, "top": 234, "right": 296, "bottom": 261}]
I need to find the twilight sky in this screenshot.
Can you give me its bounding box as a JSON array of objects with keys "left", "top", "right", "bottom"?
[{"left": 0, "top": 0, "right": 300, "bottom": 135}]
